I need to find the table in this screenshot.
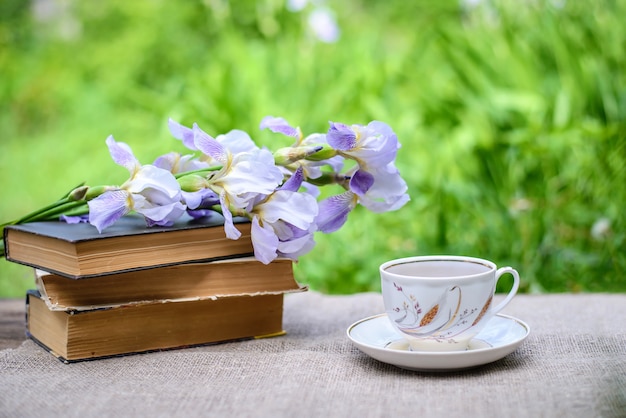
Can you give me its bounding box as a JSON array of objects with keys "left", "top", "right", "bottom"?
[{"left": 1, "top": 292, "right": 625, "bottom": 417}]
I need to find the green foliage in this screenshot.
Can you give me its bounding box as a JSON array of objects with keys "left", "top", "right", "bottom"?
[{"left": 1, "top": 0, "right": 624, "bottom": 296}]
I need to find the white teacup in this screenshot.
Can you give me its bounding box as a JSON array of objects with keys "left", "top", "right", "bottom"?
[{"left": 380, "top": 255, "right": 520, "bottom": 352}]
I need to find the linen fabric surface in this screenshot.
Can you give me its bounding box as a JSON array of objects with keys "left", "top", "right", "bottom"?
[{"left": 1, "top": 292, "right": 625, "bottom": 418}]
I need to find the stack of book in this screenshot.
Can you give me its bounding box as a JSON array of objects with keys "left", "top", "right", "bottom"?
[{"left": 3, "top": 214, "right": 305, "bottom": 363}]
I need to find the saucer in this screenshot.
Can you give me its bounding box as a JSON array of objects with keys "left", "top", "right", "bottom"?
[{"left": 347, "top": 313, "right": 530, "bottom": 372}]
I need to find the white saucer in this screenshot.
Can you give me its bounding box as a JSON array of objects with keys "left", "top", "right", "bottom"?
[{"left": 347, "top": 313, "right": 530, "bottom": 372}]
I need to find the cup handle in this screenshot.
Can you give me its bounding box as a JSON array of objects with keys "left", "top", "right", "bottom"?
[{"left": 491, "top": 267, "right": 520, "bottom": 314}]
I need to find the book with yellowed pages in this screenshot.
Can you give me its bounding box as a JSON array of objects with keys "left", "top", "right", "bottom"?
[
  {"left": 4, "top": 214, "right": 253, "bottom": 279},
  {"left": 35, "top": 257, "right": 304, "bottom": 311},
  {"left": 26, "top": 289, "right": 290, "bottom": 363}
]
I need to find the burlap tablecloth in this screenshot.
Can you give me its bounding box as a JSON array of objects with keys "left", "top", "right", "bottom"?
[{"left": 1, "top": 292, "right": 625, "bottom": 418}]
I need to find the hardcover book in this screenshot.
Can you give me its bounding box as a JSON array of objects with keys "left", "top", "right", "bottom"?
[
  {"left": 34, "top": 257, "right": 304, "bottom": 311},
  {"left": 4, "top": 214, "right": 253, "bottom": 279},
  {"left": 26, "top": 290, "right": 288, "bottom": 363}
]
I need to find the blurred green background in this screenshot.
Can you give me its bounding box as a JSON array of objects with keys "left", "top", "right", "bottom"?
[{"left": 1, "top": 0, "right": 624, "bottom": 297}]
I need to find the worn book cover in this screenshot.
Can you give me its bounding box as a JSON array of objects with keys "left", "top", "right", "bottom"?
[
  {"left": 35, "top": 257, "right": 305, "bottom": 311},
  {"left": 4, "top": 214, "right": 253, "bottom": 279},
  {"left": 26, "top": 289, "right": 288, "bottom": 363}
]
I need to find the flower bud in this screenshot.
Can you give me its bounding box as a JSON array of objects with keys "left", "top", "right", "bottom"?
[
  {"left": 68, "top": 186, "right": 89, "bottom": 201},
  {"left": 177, "top": 174, "right": 209, "bottom": 192},
  {"left": 307, "top": 172, "right": 349, "bottom": 187},
  {"left": 304, "top": 144, "right": 337, "bottom": 161},
  {"left": 274, "top": 145, "right": 324, "bottom": 165}
]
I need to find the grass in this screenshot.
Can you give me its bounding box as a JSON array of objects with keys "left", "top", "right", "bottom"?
[{"left": 1, "top": 0, "right": 625, "bottom": 297}]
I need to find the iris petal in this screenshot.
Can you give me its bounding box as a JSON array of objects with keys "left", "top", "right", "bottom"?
[
  {"left": 356, "top": 162, "right": 409, "bottom": 212},
  {"left": 88, "top": 190, "right": 131, "bottom": 232},
  {"left": 106, "top": 136, "right": 140, "bottom": 173},
  {"left": 220, "top": 193, "right": 242, "bottom": 240},
  {"left": 251, "top": 216, "right": 280, "bottom": 264},
  {"left": 216, "top": 129, "right": 259, "bottom": 155},
  {"left": 182, "top": 189, "right": 219, "bottom": 210},
  {"left": 350, "top": 169, "right": 375, "bottom": 196},
  {"left": 280, "top": 167, "right": 305, "bottom": 192},
  {"left": 127, "top": 165, "right": 182, "bottom": 199},
  {"left": 219, "top": 149, "right": 283, "bottom": 198},
  {"left": 60, "top": 214, "right": 89, "bottom": 224},
  {"left": 327, "top": 122, "right": 357, "bottom": 150},
  {"left": 137, "top": 200, "right": 186, "bottom": 225},
  {"left": 315, "top": 191, "right": 357, "bottom": 233},
  {"left": 193, "top": 124, "right": 228, "bottom": 164},
  {"left": 260, "top": 116, "right": 300, "bottom": 138},
  {"left": 255, "top": 190, "right": 318, "bottom": 231},
  {"left": 168, "top": 119, "right": 197, "bottom": 151},
  {"left": 277, "top": 232, "right": 316, "bottom": 260}
]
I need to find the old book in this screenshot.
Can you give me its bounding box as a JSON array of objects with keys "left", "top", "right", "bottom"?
[
  {"left": 26, "top": 290, "right": 288, "bottom": 363},
  {"left": 35, "top": 257, "right": 304, "bottom": 311},
  {"left": 4, "top": 214, "right": 253, "bottom": 279}
]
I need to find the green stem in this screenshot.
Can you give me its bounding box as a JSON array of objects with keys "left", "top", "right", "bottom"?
[
  {"left": 1, "top": 201, "right": 88, "bottom": 259},
  {"left": 209, "top": 204, "right": 224, "bottom": 215},
  {"left": 16, "top": 200, "right": 88, "bottom": 224},
  {"left": 174, "top": 166, "right": 222, "bottom": 179},
  {"left": 13, "top": 197, "right": 73, "bottom": 225}
]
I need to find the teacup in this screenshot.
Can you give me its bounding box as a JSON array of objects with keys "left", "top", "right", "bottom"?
[{"left": 380, "top": 255, "right": 520, "bottom": 352}]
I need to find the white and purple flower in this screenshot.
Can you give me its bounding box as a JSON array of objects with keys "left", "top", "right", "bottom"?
[
  {"left": 321, "top": 120, "right": 410, "bottom": 225},
  {"left": 247, "top": 168, "right": 319, "bottom": 263},
  {"left": 191, "top": 123, "right": 285, "bottom": 240},
  {"left": 87, "top": 136, "right": 186, "bottom": 232}
]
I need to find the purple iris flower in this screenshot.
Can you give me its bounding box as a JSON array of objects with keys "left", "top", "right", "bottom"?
[
  {"left": 248, "top": 189, "right": 319, "bottom": 263},
  {"left": 326, "top": 120, "right": 401, "bottom": 197},
  {"left": 354, "top": 162, "right": 410, "bottom": 213},
  {"left": 224, "top": 167, "right": 317, "bottom": 263},
  {"left": 327, "top": 121, "right": 409, "bottom": 212},
  {"left": 87, "top": 136, "right": 186, "bottom": 232},
  {"left": 192, "top": 123, "right": 284, "bottom": 240},
  {"left": 315, "top": 161, "right": 409, "bottom": 232}
]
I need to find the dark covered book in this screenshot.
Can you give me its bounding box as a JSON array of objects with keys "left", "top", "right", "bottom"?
[
  {"left": 4, "top": 214, "right": 253, "bottom": 279},
  {"left": 26, "top": 290, "right": 288, "bottom": 363}
]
